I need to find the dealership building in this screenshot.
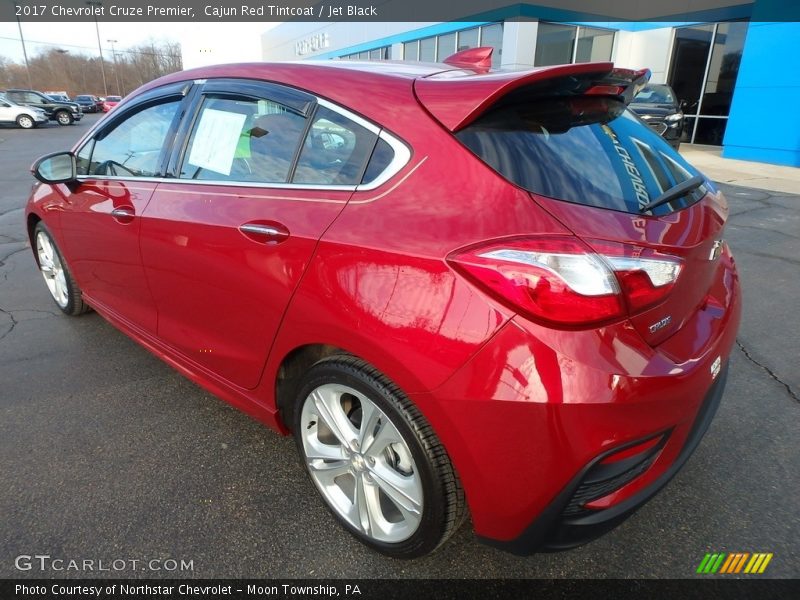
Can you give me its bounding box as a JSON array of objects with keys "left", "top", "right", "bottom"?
[{"left": 254, "top": 0, "right": 799, "bottom": 167}]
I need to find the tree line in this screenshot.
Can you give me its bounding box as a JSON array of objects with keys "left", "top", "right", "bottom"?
[{"left": 0, "top": 40, "right": 182, "bottom": 97}]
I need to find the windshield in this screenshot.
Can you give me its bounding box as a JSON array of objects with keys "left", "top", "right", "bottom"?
[
  {"left": 456, "top": 96, "right": 705, "bottom": 216},
  {"left": 107, "top": 96, "right": 122, "bottom": 102},
  {"left": 633, "top": 84, "right": 676, "bottom": 104}
]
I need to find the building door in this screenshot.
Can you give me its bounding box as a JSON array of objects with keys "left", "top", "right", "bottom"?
[{"left": 668, "top": 22, "right": 749, "bottom": 145}]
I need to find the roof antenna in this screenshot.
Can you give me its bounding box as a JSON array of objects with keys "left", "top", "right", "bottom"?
[{"left": 442, "top": 47, "right": 493, "bottom": 72}]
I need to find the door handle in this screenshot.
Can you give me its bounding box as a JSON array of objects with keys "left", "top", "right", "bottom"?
[
  {"left": 110, "top": 207, "right": 135, "bottom": 223},
  {"left": 239, "top": 222, "right": 290, "bottom": 244}
]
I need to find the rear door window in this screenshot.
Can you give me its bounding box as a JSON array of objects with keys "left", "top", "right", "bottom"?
[
  {"left": 456, "top": 97, "right": 704, "bottom": 215},
  {"left": 180, "top": 96, "right": 307, "bottom": 183}
]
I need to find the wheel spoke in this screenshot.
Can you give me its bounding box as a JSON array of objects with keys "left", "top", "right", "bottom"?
[
  {"left": 308, "top": 460, "right": 351, "bottom": 488},
  {"left": 305, "top": 434, "right": 347, "bottom": 462},
  {"left": 354, "top": 474, "right": 381, "bottom": 536},
  {"left": 311, "top": 388, "right": 357, "bottom": 448},
  {"left": 361, "top": 416, "right": 401, "bottom": 458},
  {"left": 370, "top": 464, "right": 422, "bottom": 517}
]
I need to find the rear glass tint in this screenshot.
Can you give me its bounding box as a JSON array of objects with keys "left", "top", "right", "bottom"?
[{"left": 456, "top": 97, "right": 704, "bottom": 215}]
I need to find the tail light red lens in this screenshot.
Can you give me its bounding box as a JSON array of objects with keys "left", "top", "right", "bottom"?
[{"left": 448, "top": 236, "right": 682, "bottom": 328}]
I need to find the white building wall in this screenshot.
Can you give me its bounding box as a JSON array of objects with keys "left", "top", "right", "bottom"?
[{"left": 612, "top": 27, "right": 674, "bottom": 83}]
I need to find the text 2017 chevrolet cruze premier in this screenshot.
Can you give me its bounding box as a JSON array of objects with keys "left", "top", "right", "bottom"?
[{"left": 25, "top": 48, "right": 740, "bottom": 558}]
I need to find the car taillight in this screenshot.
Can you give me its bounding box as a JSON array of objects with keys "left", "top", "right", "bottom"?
[{"left": 447, "top": 236, "right": 682, "bottom": 328}]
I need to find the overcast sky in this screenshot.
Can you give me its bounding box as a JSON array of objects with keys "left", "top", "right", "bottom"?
[{"left": 0, "top": 21, "right": 276, "bottom": 63}]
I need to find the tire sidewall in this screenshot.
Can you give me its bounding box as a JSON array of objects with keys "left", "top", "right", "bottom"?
[
  {"left": 292, "top": 359, "right": 448, "bottom": 558},
  {"left": 56, "top": 111, "right": 73, "bottom": 125},
  {"left": 34, "top": 222, "right": 80, "bottom": 315}
]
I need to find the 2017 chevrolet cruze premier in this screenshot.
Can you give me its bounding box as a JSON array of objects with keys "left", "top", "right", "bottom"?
[{"left": 25, "top": 48, "right": 741, "bottom": 558}]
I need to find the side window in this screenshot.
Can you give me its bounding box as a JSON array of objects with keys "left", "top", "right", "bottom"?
[
  {"left": 75, "top": 140, "right": 94, "bottom": 175},
  {"left": 361, "top": 138, "right": 395, "bottom": 184},
  {"left": 180, "top": 96, "right": 306, "bottom": 183},
  {"left": 293, "top": 106, "right": 377, "bottom": 185},
  {"left": 27, "top": 93, "right": 44, "bottom": 103},
  {"left": 88, "top": 99, "right": 181, "bottom": 177}
]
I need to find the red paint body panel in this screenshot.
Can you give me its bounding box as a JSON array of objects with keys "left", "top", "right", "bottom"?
[
  {"left": 25, "top": 59, "right": 743, "bottom": 551},
  {"left": 58, "top": 179, "right": 159, "bottom": 332},
  {"left": 139, "top": 182, "right": 350, "bottom": 390}
]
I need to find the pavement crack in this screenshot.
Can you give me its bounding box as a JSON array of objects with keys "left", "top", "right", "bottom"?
[
  {"left": 0, "top": 306, "right": 18, "bottom": 343},
  {"left": 736, "top": 339, "right": 799, "bottom": 403}
]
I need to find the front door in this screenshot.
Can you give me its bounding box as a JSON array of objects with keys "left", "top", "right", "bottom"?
[{"left": 59, "top": 96, "right": 186, "bottom": 333}]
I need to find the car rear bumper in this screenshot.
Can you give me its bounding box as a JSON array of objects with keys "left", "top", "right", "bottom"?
[
  {"left": 479, "top": 363, "right": 728, "bottom": 554},
  {"left": 410, "top": 256, "right": 741, "bottom": 550}
]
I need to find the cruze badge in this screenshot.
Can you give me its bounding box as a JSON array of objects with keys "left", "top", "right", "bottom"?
[
  {"left": 709, "top": 240, "right": 724, "bottom": 261},
  {"left": 649, "top": 315, "right": 672, "bottom": 334}
]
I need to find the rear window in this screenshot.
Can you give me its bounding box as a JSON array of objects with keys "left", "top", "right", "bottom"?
[{"left": 456, "top": 97, "right": 704, "bottom": 215}]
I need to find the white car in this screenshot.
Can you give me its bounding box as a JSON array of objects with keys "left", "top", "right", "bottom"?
[{"left": 0, "top": 95, "right": 49, "bottom": 129}]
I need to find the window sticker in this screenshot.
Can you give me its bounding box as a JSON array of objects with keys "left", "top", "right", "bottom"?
[{"left": 187, "top": 108, "right": 247, "bottom": 176}]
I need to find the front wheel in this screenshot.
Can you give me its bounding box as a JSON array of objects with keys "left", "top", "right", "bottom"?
[
  {"left": 293, "top": 356, "right": 465, "bottom": 558},
  {"left": 34, "top": 223, "right": 89, "bottom": 315},
  {"left": 16, "top": 115, "right": 35, "bottom": 129},
  {"left": 55, "top": 110, "right": 73, "bottom": 126}
]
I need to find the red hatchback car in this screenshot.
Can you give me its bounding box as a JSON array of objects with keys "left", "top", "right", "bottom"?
[{"left": 26, "top": 49, "right": 741, "bottom": 558}]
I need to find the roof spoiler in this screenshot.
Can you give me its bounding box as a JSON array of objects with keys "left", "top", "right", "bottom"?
[{"left": 415, "top": 61, "right": 651, "bottom": 131}]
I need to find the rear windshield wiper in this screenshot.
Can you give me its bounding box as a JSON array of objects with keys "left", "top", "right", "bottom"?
[{"left": 641, "top": 175, "right": 706, "bottom": 213}]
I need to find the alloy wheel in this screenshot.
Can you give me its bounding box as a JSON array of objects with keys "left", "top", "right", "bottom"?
[
  {"left": 300, "top": 383, "right": 424, "bottom": 543},
  {"left": 36, "top": 231, "right": 69, "bottom": 308}
]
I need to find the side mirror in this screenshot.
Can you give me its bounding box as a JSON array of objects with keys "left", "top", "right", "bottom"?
[{"left": 32, "top": 152, "right": 76, "bottom": 184}]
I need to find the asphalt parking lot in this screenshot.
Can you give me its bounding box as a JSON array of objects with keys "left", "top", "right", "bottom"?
[{"left": 0, "top": 114, "right": 798, "bottom": 579}]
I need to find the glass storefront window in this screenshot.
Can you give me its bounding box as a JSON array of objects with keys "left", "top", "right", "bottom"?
[
  {"left": 419, "top": 37, "right": 436, "bottom": 62},
  {"left": 480, "top": 23, "right": 504, "bottom": 68},
  {"left": 701, "top": 21, "right": 748, "bottom": 116},
  {"left": 534, "top": 23, "right": 577, "bottom": 66},
  {"left": 576, "top": 26, "right": 615, "bottom": 63},
  {"left": 404, "top": 40, "right": 418, "bottom": 61},
  {"left": 437, "top": 33, "right": 456, "bottom": 61},
  {"left": 457, "top": 28, "right": 480, "bottom": 51},
  {"left": 669, "top": 22, "right": 749, "bottom": 145}
]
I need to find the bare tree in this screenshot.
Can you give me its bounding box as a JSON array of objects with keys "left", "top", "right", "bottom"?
[{"left": 0, "top": 39, "right": 182, "bottom": 96}]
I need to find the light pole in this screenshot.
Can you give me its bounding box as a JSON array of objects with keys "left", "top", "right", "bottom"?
[
  {"left": 11, "top": 1, "right": 34, "bottom": 89},
  {"left": 107, "top": 39, "right": 121, "bottom": 95},
  {"left": 86, "top": 1, "right": 108, "bottom": 96}
]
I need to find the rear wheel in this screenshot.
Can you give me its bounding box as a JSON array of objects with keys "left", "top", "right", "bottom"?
[
  {"left": 55, "top": 110, "right": 73, "bottom": 126},
  {"left": 293, "top": 355, "right": 465, "bottom": 558},
  {"left": 34, "top": 223, "right": 89, "bottom": 315},
  {"left": 16, "top": 115, "right": 34, "bottom": 129}
]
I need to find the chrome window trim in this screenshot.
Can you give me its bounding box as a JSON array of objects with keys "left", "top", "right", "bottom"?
[{"left": 75, "top": 174, "right": 358, "bottom": 192}]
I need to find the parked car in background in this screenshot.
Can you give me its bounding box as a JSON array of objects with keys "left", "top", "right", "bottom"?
[
  {"left": 25, "top": 51, "right": 740, "bottom": 558},
  {"left": 629, "top": 83, "right": 684, "bottom": 149},
  {"left": 0, "top": 94, "right": 48, "bottom": 128},
  {"left": 3, "top": 89, "right": 82, "bottom": 125},
  {"left": 47, "top": 94, "right": 72, "bottom": 103},
  {"left": 102, "top": 95, "right": 122, "bottom": 112},
  {"left": 74, "top": 95, "right": 101, "bottom": 113}
]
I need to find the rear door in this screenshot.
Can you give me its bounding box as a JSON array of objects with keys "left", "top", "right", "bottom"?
[{"left": 140, "top": 80, "right": 380, "bottom": 389}]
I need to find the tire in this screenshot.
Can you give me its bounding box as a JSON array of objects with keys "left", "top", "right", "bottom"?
[
  {"left": 16, "top": 114, "right": 34, "bottom": 129},
  {"left": 55, "top": 110, "right": 73, "bottom": 126},
  {"left": 293, "top": 355, "right": 466, "bottom": 558},
  {"left": 33, "top": 222, "right": 90, "bottom": 316}
]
